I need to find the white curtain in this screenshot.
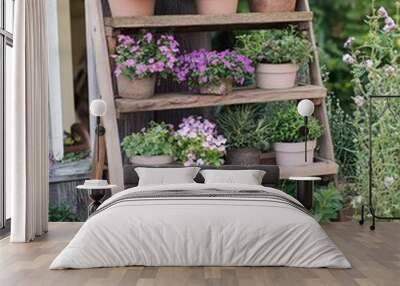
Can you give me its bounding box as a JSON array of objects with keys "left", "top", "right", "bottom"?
[{"left": 8, "top": 0, "right": 49, "bottom": 242}]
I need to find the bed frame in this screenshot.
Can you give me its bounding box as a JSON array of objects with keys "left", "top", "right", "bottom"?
[{"left": 124, "top": 165, "right": 280, "bottom": 189}]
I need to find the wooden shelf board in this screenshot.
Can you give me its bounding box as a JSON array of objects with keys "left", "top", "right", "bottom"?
[
  {"left": 105, "top": 12, "right": 313, "bottom": 31},
  {"left": 115, "top": 85, "right": 326, "bottom": 113},
  {"left": 279, "top": 159, "right": 338, "bottom": 179}
]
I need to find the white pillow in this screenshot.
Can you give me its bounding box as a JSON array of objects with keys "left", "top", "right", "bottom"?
[
  {"left": 135, "top": 167, "right": 200, "bottom": 186},
  {"left": 200, "top": 169, "right": 266, "bottom": 185}
]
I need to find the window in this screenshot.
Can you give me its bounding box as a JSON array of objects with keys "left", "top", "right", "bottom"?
[{"left": 1, "top": 0, "right": 14, "bottom": 231}]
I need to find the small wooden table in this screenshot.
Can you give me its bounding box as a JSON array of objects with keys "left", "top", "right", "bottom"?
[{"left": 289, "top": 177, "right": 321, "bottom": 210}]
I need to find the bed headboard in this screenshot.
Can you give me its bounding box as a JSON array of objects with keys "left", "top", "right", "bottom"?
[{"left": 123, "top": 165, "right": 280, "bottom": 189}]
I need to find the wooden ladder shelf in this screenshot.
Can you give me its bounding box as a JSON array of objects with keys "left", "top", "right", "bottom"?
[{"left": 88, "top": 0, "right": 337, "bottom": 191}]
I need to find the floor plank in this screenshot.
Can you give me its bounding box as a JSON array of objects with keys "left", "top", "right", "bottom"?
[{"left": 0, "top": 222, "right": 399, "bottom": 286}]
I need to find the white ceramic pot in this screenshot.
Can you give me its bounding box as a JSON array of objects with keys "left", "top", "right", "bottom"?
[
  {"left": 256, "top": 63, "right": 299, "bottom": 89},
  {"left": 273, "top": 140, "right": 316, "bottom": 166},
  {"left": 129, "top": 155, "right": 174, "bottom": 166},
  {"left": 117, "top": 75, "right": 156, "bottom": 99}
]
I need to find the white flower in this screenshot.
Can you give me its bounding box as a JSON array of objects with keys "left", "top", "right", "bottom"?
[
  {"left": 378, "top": 6, "right": 389, "bottom": 18},
  {"left": 343, "top": 54, "right": 355, "bottom": 65},
  {"left": 344, "top": 37, "right": 355, "bottom": 49},
  {"left": 384, "top": 65, "right": 396, "bottom": 77},
  {"left": 365, "top": 59, "right": 373, "bottom": 69},
  {"left": 384, "top": 176, "right": 395, "bottom": 188},
  {"left": 354, "top": 96, "right": 365, "bottom": 108},
  {"left": 196, "top": 159, "right": 205, "bottom": 166}
]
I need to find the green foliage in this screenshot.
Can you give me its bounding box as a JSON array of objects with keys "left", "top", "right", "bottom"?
[
  {"left": 49, "top": 203, "right": 79, "bottom": 222},
  {"left": 265, "top": 103, "right": 322, "bottom": 143},
  {"left": 216, "top": 105, "right": 269, "bottom": 150},
  {"left": 312, "top": 184, "right": 343, "bottom": 223},
  {"left": 346, "top": 2, "right": 400, "bottom": 217},
  {"left": 60, "top": 151, "right": 90, "bottom": 163},
  {"left": 121, "top": 121, "right": 175, "bottom": 157},
  {"left": 235, "top": 27, "right": 312, "bottom": 64},
  {"left": 327, "top": 98, "right": 357, "bottom": 180}
]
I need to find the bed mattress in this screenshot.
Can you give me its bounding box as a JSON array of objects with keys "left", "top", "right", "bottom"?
[{"left": 50, "top": 183, "right": 351, "bottom": 269}]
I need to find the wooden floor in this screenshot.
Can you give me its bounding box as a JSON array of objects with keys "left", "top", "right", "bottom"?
[{"left": 0, "top": 222, "right": 399, "bottom": 286}]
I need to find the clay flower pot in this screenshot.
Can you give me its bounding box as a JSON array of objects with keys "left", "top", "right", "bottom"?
[
  {"left": 256, "top": 63, "right": 299, "bottom": 89},
  {"left": 226, "top": 148, "right": 261, "bottom": 165},
  {"left": 117, "top": 75, "right": 156, "bottom": 99},
  {"left": 108, "top": 0, "right": 156, "bottom": 17},
  {"left": 129, "top": 155, "right": 174, "bottom": 166},
  {"left": 249, "top": 0, "right": 297, "bottom": 12},
  {"left": 199, "top": 80, "right": 233, "bottom": 95},
  {"left": 273, "top": 140, "right": 316, "bottom": 166},
  {"left": 196, "top": 0, "right": 238, "bottom": 15}
]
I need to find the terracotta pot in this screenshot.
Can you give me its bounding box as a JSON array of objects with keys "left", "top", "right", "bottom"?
[
  {"left": 129, "top": 155, "right": 174, "bottom": 166},
  {"left": 273, "top": 141, "right": 316, "bottom": 166},
  {"left": 108, "top": 0, "right": 156, "bottom": 17},
  {"left": 196, "top": 0, "right": 238, "bottom": 15},
  {"left": 249, "top": 0, "right": 297, "bottom": 12},
  {"left": 256, "top": 63, "right": 299, "bottom": 89},
  {"left": 199, "top": 80, "right": 233, "bottom": 95},
  {"left": 226, "top": 148, "right": 261, "bottom": 165},
  {"left": 117, "top": 75, "right": 156, "bottom": 99}
]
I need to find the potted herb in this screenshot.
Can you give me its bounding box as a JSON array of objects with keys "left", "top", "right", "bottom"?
[
  {"left": 174, "top": 116, "right": 226, "bottom": 166},
  {"left": 174, "top": 49, "right": 254, "bottom": 95},
  {"left": 216, "top": 105, "right": 269, "bottom": 165},
  {"left": 121, "top": 122, "right": 175, "bottom": 166},
  {"left": 196, "top": 0, "right": 238, "bottom": 15},
  {"left": 108, "top": 0, "right": 156, "bottom": 17},
  {"left": 113, "top": 33, "right": 180, "bottom": 99},
  {"left": 235, "top": 27, "right": 312, "bottom": 89},
  {"left": 266, "top": 104, "right": 322, "bottom": 166},
  {"left": 248, "top": 0, "right": 296, "bottom": 12},
  {"left": 312, "top": 184, "right": 343, "bottom": 223}
]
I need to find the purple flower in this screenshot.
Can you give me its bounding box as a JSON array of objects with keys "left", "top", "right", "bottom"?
[
  {"left": 344, "top": 37, "right": 355, "bottom": 49},
  {"left": 365, "top": 59, "right": 373, "bottom": 70},
  {"left": 383, "top": 17, "right": 396, "bottom": 33},
  {"left": 354, "top": 96, "right": 365, "bottom": 108},
  {"left": 144, "top": 32, "right": 153, "bottom": 43},
  {"left": 125, "top": 59, "right": 136, "bottom": 68},
  {"left": 378, "top": 6, "right": 389, "bottom": 18},
  {"left": 343, "top": 54, "right": 355, "bottom": 65},
  {"left": 114, "top": 64, "right": 122, "bottom": 78}
]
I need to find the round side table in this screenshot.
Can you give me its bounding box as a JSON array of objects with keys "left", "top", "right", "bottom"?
[
  {"left": 289, "top": 177, "right": 321, "bottom": 210},
  {"left": 77, "top": 183, "right": 116, "bottom": 216}
]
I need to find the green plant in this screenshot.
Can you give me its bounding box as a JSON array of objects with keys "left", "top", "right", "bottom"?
[
  {"left": 60, "top": 150, "right": 90, "bottom": 163},
  {"left": 49, "top": 203, "right": 79, "bottom": 222},
  {"left": 121, "top": 121, "right": 175, "bottom": 157},
  {"left": 266, "top": 104, "right": 322, "bottom": 143},
  {"left": 235, "top": 26, "right": 312, "bottom": 65},
  {"left": 344, "top": 2, "right": 400, "bottom": 217},
  {"left": 312, "top": 184, "right": 343, "bottom": 223},
  {"left": 216, "top": 105, "right": 269, "bottom": 150}
]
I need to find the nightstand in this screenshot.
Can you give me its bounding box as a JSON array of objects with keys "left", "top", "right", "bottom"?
[
  {"left": 77, "top": 180, "right": 117, "bottom": 216},
  {"left": 289, "top": 177, "right": 321, "bottom": 210}
]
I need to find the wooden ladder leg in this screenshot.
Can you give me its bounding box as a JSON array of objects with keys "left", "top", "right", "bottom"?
[
  {"left": 87, "top": 0, "right": 124, "bottom": 193},
  {"left": 297, "top": 0, "right": 336, "bottom": 164}
]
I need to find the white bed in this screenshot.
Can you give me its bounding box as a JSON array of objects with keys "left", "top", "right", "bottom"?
[{"left": 50, "top": 183, "right": 351, "bottom": 269}]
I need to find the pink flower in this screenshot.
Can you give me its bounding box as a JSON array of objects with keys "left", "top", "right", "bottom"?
[
  {"left": 365, "top": 60, "right": 373, "bottom": 70},
  {"left": 384, "top": 65, "right": 396, "bottom": 77},
  {"left": 144, "top": 32, "right": 153, "bottom": 43},
  {"left": 125, "top": 59, "right": 136, "bottom": 68},
  {"left": 383, "top": 17, "right": 396, "bottom": 33},
  {"left": 343, "top": 54, "right": 355, "bottom": 65},
  {"left": 354, "top": 96, "right": 365, "bottom": 108}
]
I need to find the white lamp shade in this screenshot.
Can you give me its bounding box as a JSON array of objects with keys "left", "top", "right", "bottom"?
[
  {"left": 90, "top": 99, "right": 107, "bottom": 117},
  {"left": 297, "top": 99, "right": 315, "bottom": 117}
]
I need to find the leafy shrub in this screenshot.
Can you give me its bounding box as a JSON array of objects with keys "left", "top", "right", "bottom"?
[
  {"left": 312, "top": 184, "right": 343, "bottom": 223},
  {"left": 216, "top": 105, "right": 269, "bottom": 150},
  {"left": 174, "top": 116, "right": 226, "bottom": 166},
  {"left": 265, "top": 104, "right": 322, "bottom": 143},
  {"left": 113, "top": 33, "right": 180, "bottom": 80},
  {"left": 344, "top": 3, "right": 400, "bottom": 217},
  {"left": 49, "top": 203, "right": 79, "bottom": 222},
  {"left": 121, "top": 122, "right": 175, "bottom": 157},
  {"left": 235, "top": 26, "right": 312, "bottom": 65}
]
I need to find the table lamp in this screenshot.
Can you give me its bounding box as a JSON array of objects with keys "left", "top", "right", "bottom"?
[
  {"left": 297, "top": 99, "right": 315, "bottom": 163},
  {"left": 90, "top": 99, "right": 107, "bottom": 179}
]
